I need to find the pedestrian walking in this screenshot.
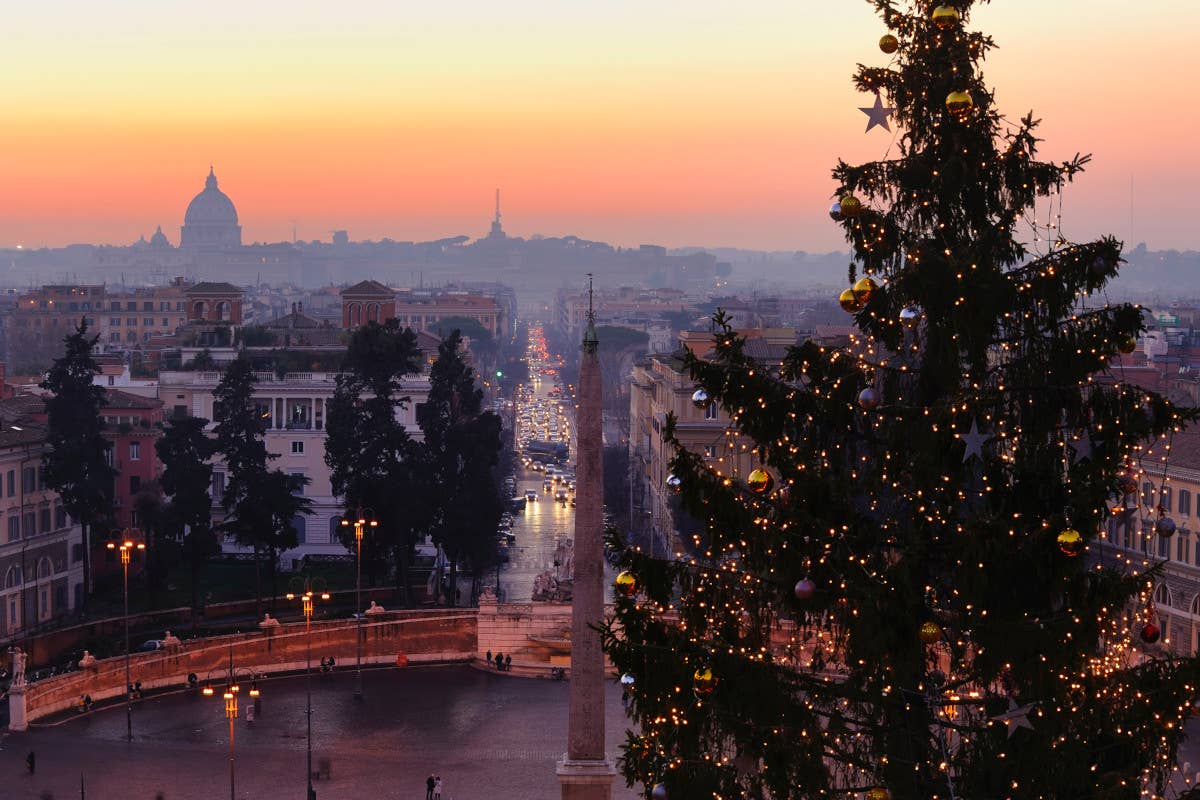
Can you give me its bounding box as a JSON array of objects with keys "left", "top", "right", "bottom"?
[
  {"left": 486, "top": 650, "right": 492, "bottom": 668},
  {"left": 504, "top": 654, "right": 512, "bottom": 672},
  {"left": 494, "top": 652, "right": 503, "bottom": 671},
  {"left": 434, "top": 775, "right": 443, "bottom": 800},
  {"left": 25, "top": 750, "right": 35, "bottom": 774},
  {"left": 426, "top": 774, "right": 436, "bottom": 800}
]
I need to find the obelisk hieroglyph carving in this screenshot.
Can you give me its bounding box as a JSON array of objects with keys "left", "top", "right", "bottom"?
[{"left": 557, "top": 275, "right": 615, "bottom": 800}]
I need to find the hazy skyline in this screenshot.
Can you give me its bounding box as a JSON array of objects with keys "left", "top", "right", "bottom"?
[{"left": 1, "top": 0, "right": 1197, "bottom": 251}]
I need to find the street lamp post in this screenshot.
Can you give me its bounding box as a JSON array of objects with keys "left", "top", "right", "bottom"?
[
  {"left": 288, "top": 578, "right": 329, "bottom": 800},
  {"left": 339, "top": 509, "right": 376, "bottom": 700},
  {"left": 105, "top": 529, "right": 145, "bottom": 743},
  {"left": 202, "top": 660, "right": 260, "bottom": 800}
]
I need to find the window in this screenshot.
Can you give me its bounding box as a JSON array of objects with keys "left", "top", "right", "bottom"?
[
  {"left": 703, "top": 445, "right": 717, "bottom": 459},
  {"left": 1178, "top": 536, "right": 1191, "bottom": 563},
  {"left": 55, "top": 505, "right": 66, "bottom": 529},
  {"left": 126, "top": 302, "right": 136, "bottom": 311},
  {"left": 1158, "top": 535, "right": 1170, "bottom": 559},
  {"left": 1143, "top": 482, "right": 1155, "bottom": 507},
  {"left": 39, "top": 507, "right": 50, "bottom": 533},
  {"left": 6, "top": 516, "right": 17, "bottom": 542},
  {"left": 108, "top": 376, "right": 115, "bottom": 386},
  {"left": 1182, "top": 490, "right": 1192, "bottom": 517},
  {"left": 704, "top": 403, "right": 718, "bottom": 421},
  {"left": 291, "top": 515, "right": 307, "bottom": 544},
  {"left": 291, "top": 441, "right": 304, "bottom": 454},
  {"left": 212, "top": 472, "right": 226, "bottom": 501},
  {"left": 143, "top": 302, "right": 153, "bottom": 311},
  {"left": 103, "top": 445, "right": 114, "bottom": 468},
  {"left": 72, "top": 543, "right": 84, "bottom": 563},
  {"left": 127, "top": 318, "right": 137, "bottom": 326},
  {"left": 129, "top": 442, "right": 141, "bottom": 461},
  {"left": 22, "top": 512, "right": 35, "bottom": 538},
  {"left": 130, "top": 475, "right": 141, "bottom": 494},
  {"left": 162, "top": 318, "right": 169, "bottom": 327},
  {"left": 1161, "top": 487, "right": 1173, "bottom": 513},
  {"left": 22, "top": 467, "right": 35, "bottom": 493},
  {"left": 110, "top": 318, "right": 121, "bottom": 326}
]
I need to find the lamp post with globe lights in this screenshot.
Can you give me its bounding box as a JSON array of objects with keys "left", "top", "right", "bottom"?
[
  {"left": 287, "top": 576, "right": 329, "bottom": 800},
  {"left": 105, "top": 529, "right": 146, "bottom": 742},
  {"left": 339, "top": 508, "right": 377, "bottom": 699}
]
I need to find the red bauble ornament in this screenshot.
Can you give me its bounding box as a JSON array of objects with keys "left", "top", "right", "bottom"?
[{"left": 1140, "top": 621, "right": 1161, "bottom": 644}]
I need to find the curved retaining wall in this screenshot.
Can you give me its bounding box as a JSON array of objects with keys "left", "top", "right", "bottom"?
[{"left": 12, "top": 609, "right": 476, "bottom": 728}]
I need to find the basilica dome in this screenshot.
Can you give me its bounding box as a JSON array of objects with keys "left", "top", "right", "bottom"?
[
  {"left": 185, "top": 167, "right": 238, "bottom": 224},
  {"left": 180, "top": 167, "right": 242, "bottom": 251}
]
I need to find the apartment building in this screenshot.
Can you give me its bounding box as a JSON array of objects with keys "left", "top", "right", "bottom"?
[
  {"left": 0, "top": 412, "right": 85, "bottom": 640},
  {"left": 158, "top": 368, "right": 431, "bottom": 565},
  {"left": 5, "top": 279, "right": 192, "bottom": 368}
]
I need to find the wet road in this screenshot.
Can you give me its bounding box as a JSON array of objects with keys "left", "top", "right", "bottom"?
[
  {"left": 497, "top": 376, "right": 585, "bottom": 605},
  {"left": 0, "top": 665, "right": 641, "bottom": 800}
]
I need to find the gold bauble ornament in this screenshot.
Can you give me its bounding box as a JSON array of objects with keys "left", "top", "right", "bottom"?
[
  {"left": 867, "top": 789, "right": 892, "bottom": 800},
  {"left": 838, "top": 194, "right": 863, "bottom": 218},
  {"left": 839, "top": 288, "right": 863, "bottom": 313},
  {"left": 1117, "top": 335, "right": 1137, "bottom": 354},
  {"left": 853, "top": 276, "right": 878, "bottom": 305},
  {"left": 945, "top": 91, "right": 974, "bottom": 118},
  {"left": 747, "top": 468, "right": 773, "bottom": 494},
  {"left": 918, "top": 620, "right": 942, "bottom": 645},
  {"left": 1057, "top": 528, "right": 1084, "bottom": 557},
  {"left": 693, "top": 666, "right": 718, "bottom": 696},
  {"left": 931, "top": 5, "right": 960, "bottom": 29},
  {"left": 614, "top": 571, "right": 638, "bottom": 598},
  {"left": 878, "top": 34, "right": 899, "bottom": 54}
]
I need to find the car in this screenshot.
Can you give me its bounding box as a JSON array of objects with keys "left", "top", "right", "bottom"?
[
  {"left": 555, "top": 488, "right": 569, "bottom": 504},
  {"left": 543, "top": 480, "right": 553, "bottom": 493},
  {"left": 525, "top": 490, "right": 538, "bottom": 502},
  {"left": 137, "top": 639, "right": 165, "bottom": 652}
]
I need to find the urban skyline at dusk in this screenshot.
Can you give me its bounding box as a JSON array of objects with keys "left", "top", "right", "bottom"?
[{"left": 2, "top": 0, "right": 1196, "bottom": 251}]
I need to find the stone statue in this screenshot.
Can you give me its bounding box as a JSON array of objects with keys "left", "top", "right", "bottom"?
[
  {"left": 365, "top": 600, "right": 385, "bottom": 615},
  {"left": 78, "top": 651, "right": 98, "bottom": 670},
  {"left": 163, "top": 630, "right": 181, "bottom": 648},
  {"left": 258, "top": 613, "right": 280, "bottom": 629},
  {"left": 9, "top": 647, "right": 26, "bottom": 688},
  {"left": 554, "top": 538, "right": 576, "bottom": 581}
]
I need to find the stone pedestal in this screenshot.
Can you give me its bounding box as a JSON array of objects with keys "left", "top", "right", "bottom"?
[
  {"left": 557, "top": 757, "right": 616, "bottom": 800},
  {"left": 8, "top": 683, "right": 27, "bottom": 731}
]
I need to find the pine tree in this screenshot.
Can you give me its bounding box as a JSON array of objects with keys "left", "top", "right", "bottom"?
[
  {"left": 212, "top": 358, "right": 312, "bottom": 609},
  {"left": 325, "top": 320, "right": 428, "bottom": 605},
  {"left": 156, "top": 416, "right": 219, "bottom": 623},
  {"left": 604, "top": 4, "right": 1200, "bottom": 799},
  {"left": 417, "top": 331, "right": 504, "bottom": 606},
  {"left": 41, "top": 320, "right": 114, "bottom": 610}
]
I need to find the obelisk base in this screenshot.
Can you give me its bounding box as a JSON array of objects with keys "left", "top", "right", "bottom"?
[{"left": 557, "top": 756, "right": 615, "bottom": 800}]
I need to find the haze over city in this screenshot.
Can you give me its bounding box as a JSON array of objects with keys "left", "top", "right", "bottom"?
[
  {"left": 1, "top": 0, "right": 1196, "bottom": 251},
  {"left": 6, "top": 3, "right": 1200, "bottom": 799}
]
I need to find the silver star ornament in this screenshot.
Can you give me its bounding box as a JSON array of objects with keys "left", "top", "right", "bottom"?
[
  {"left": 992, "top": 699, "right": 1035, "bottom": 738},
  {"left": 859, "top": 92, "right": 895, "bottom": 133},
  {"left": 957, "top": 420, "right": 991, "bottom": 463}
]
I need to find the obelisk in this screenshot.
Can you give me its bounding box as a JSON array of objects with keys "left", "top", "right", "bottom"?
[{"left": 558, "top": 276, "right": 615, "bottom": 800}]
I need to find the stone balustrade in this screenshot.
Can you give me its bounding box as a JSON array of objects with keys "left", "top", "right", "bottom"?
[{"left": 10, "top": 608, "right": 476, "bottom": 729}]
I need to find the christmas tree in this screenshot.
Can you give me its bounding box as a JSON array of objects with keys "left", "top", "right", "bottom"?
[{"left": 603, "top": 2, "right": 1200, "bottom": 798}]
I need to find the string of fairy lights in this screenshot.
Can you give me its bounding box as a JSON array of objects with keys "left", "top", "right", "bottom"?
[{"left": 605, "top": 3, "right": 1200, "bottom": 799}]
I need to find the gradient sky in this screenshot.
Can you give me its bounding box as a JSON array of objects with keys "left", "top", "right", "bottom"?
[{"left": 0, "top": 0, "right": 1197, "bottom": 252}]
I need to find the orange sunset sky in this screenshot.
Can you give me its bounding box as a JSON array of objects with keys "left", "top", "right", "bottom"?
[{"left": 0, "top": 0, "right": 1197, "bottom": 252}]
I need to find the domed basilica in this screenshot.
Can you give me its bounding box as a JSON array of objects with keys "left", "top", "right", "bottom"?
[{"left": 180, "top": 167, "right": 242, "bottom": 251}]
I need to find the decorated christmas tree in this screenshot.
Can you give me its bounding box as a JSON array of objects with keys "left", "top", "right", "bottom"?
[{"left": 603, "top": 2, "right": 1200, "bottom": 798}]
